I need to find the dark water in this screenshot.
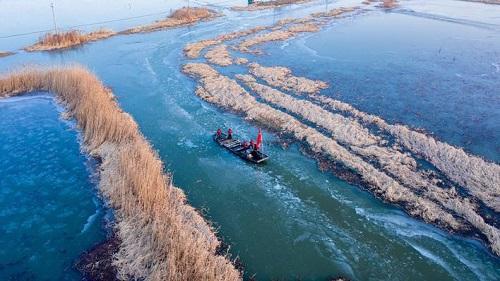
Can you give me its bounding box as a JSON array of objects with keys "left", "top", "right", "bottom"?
[{"left": 0, "top": 0, "right": 499, "bottom": 280}]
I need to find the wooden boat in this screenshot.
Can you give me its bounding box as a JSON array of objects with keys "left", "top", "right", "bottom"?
[{"left": 213, "top": 133, "right": 269, "bottom": 164}]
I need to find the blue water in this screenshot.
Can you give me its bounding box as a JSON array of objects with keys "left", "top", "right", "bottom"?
[
  {"left": 0, "top": 94, "right": 107, "bottom": 280},
  {"left": 0, "top": 0, "right": 499, "bottom": 280}
]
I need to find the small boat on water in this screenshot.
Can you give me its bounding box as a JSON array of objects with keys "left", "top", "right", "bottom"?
[{"left": 213, "top": 128, "right": 269, "bottom": 164}]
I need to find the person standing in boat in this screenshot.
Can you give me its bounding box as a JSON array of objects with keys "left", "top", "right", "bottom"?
[
  {"left": 227, "top": 128, "right": 233, "bottom": 139},
  {"left": 216, "top": 128, "right": 222, "bottom": 139}
]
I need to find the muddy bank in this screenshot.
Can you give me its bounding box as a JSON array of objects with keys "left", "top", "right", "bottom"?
[{"left": 75, "top": 234, "right": 120, "bottom": 281}]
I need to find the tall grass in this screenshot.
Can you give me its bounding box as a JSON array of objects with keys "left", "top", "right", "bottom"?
[
  {"left": 25, "top": 29, "right": 115, "bottom": 52},
  {"left": 123, "top": 7, "right": 217, "bottom": 34},
  {"left": 0, "top": 66, "right": 241, "bottom": 281}
]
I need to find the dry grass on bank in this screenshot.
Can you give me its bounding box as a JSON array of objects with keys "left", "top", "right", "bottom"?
[
  {"left": 123, "top": 7, "right": 217, "bottom": 34},
  {"left": 0, "top": 66, "right": 241, "bottom": 281},
  {"left": 25, "top": 29, "right": 116, "bottom": 52}
]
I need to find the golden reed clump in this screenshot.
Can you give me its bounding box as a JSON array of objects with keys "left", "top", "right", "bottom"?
[
  {"left": 25, "top": 29, "right": 116, "bottom": 52},
  {"left": 0, "top": 66, "right": 241, "bottom": 281},
  {"left": 122, "top": 7, "right": 217, "bottom": 34}
]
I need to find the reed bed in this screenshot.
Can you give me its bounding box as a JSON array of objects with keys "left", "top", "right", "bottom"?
[
  {"left": 248, "top": 63, "right": 328, "bottom": 94},
  {"left": 123, "top": 7, "right": 217, "bottom": 34},
  {"left": 205, "top": 45, "right": 233, "bottom": 66},
  {"left": 184, "top": 26, "right": 268, "bottom": 58},
  {"left": 25, "top": 29, "right": 116, "bottom": 52},
  {"left": 236, "top": 74, "right": 500, "bottom": 255},
  {"left": 183, "top": 62, "right": 463, "bottom": 232},
  {"left": 0, "top": 66, "right": 241, "bottom": 281},
  {"left": 314, "top": 95, "right": 500, "bottom": 213},
  {"left": 237, "top": 7, "right": 356, "bottom": 54}
]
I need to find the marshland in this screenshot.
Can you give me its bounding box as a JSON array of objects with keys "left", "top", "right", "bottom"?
[{"left": 1, "top": 0, "right": 499, "bottom": 280}]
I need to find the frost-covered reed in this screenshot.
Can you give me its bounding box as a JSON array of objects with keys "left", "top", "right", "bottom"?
[
  {"left": 248, "top": 63, "right": 328, "bottom": 94},
  {"left": 205, "top": 45, "right": 233, "bottom": 66},
  {"left": 0, "top": 66, "right": 241, "bottom": 281}
]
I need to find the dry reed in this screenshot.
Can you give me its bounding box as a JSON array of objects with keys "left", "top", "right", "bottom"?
[
  {"left": 25, "top": 29, "right": 116, "bottom": 52},
  {"left": 248, "top": 63, "right": 328, "bottom": 94},
  {"left": 0, "top": 66, "right": 241, "bottom": 280},
  {"left": 314, "top": 95, "right": 500, "bottom": 213},
  {"left": 123, "top": 7, "right": 217, "bottom": 34},
  {"left": 205, "top": 45, "right": 233, "bottom": 66}
]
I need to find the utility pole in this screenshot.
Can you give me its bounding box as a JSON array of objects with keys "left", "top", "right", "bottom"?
[{"left": 50, "top": 1, "right": 58, "bottom": 33}]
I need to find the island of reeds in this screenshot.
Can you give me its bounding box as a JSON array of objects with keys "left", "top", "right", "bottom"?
[{"left": 0, "top": 66, "right": 241, "bottom": 281}]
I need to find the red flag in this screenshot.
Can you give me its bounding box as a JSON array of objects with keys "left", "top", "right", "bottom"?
[{"left": 256, "top": 128, "right": 263, "bottom": 150}]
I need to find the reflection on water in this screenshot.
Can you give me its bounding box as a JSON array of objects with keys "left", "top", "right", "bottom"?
[{"left": 0, "top": 0, "right": 499, "bottom": 280}]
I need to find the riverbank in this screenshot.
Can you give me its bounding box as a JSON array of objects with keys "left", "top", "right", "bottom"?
[{"left": 0, "top": 66, "right": 241, "bottom": 280}]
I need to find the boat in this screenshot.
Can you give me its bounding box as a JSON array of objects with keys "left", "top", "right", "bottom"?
[{"left": 213, "top": 132, "right": 269, "bottom": 164}]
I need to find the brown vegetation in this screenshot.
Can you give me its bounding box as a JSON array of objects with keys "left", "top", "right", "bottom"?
[
  {"left": 25, "top": 29, "right": 116, "bottom": 52},
  {"left": 0, "top": 66, "right": 241, "bottom": 280},
  {"left": 123, "top": 7, "right": 217, "bottom": 34},
  {"left": 205, "top": 45, "right": 233, "bottom": 66},
  {"left": 248, "top": 63, "right": 328, "bottom": 94}
]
